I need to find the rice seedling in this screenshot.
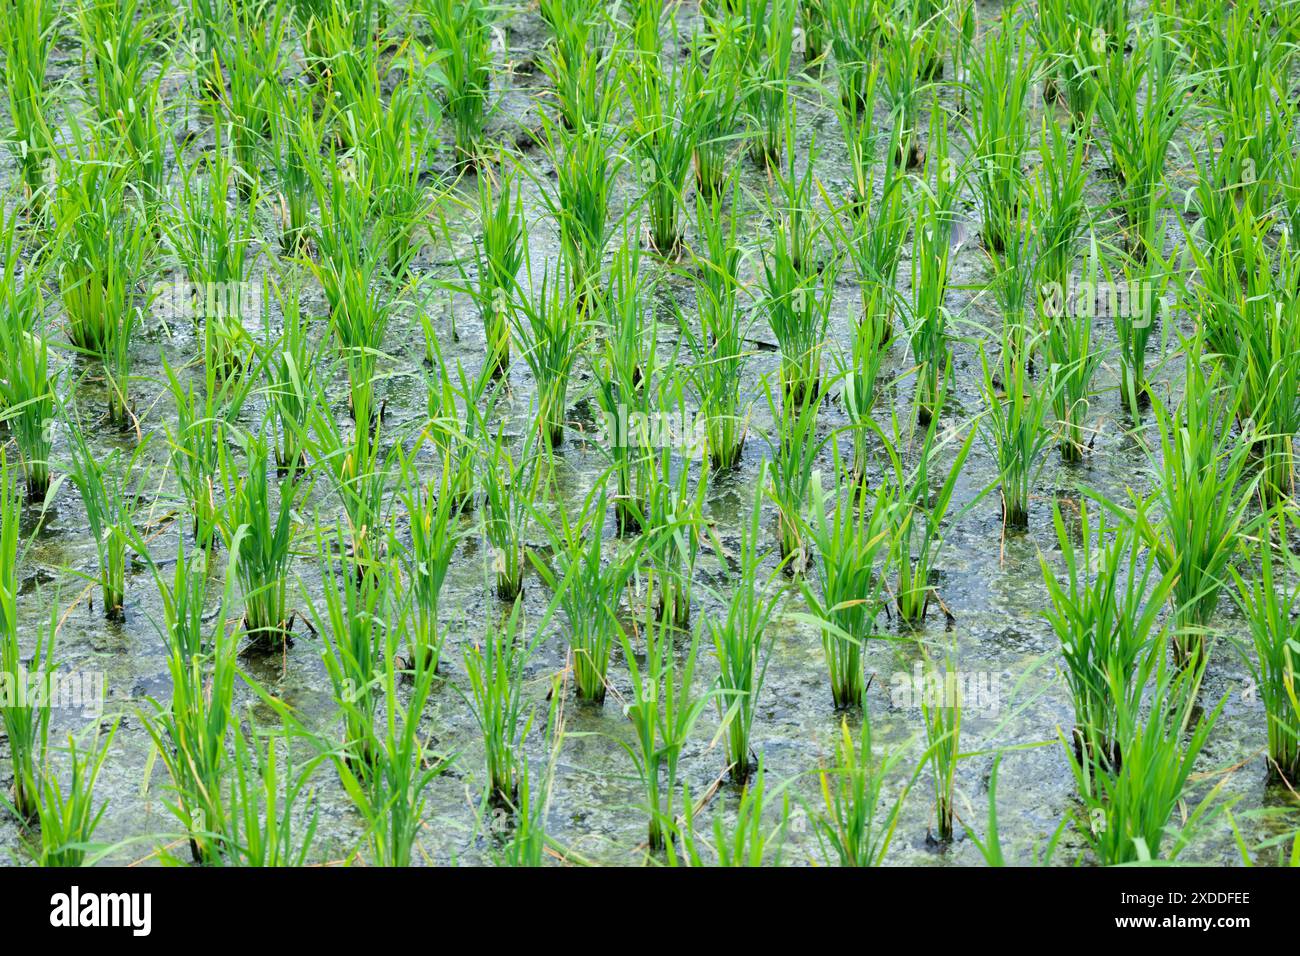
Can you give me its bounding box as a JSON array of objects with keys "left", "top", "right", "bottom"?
[
  {"left": 218, "top": 427, "right": 302, "bottom": 650},
  {"left": 679, "top": 183, "right": 751, "bottom": 471},
  {"left": 420, "top": 0, "right": 494, "bottom": 166},
  {"left": 811, "top": 715, "right": 918, "bottom": 866},
  {"left": 1065, "top": 658, "right": 1226, "bottom": 865},
  {"left": 64, "top": 411, "right": 147, "bottom": 622},
  {"left": 1101, "top": 241, "right": 1170, "bottom": 416},
  {"left": 0, "top": 454, "right": 52, "bottom": 821},
  {"left": 223, "top": 718, "right": 322, "bottom": 867},
  {"left": 977, "top": 332, "right": 1058, "bottom": 532},
  {"left": 489, "top": 681, "right": 563, "bottom": 866},
  {"left": 1230, "top": 506, "right": 1300, "bottom": 782},
  {"left": 825, "top": 0, "right": 882, "bottom": 113},
  {"left": 617, "top": 591, "right": 712, "bottom": 851},
  {"left": 480, "top": 420, "right": 539, "bottom": 602},
  {"left": 423, "top": 338, "right": 487, "bottom": 512},
  {"left": 463, "top": 597, "right": 537, "bottom": 806},
  {"left": 918, "top": 646, "right": 961, "bottom": 843},
  {"left": 1033, "top": 0, "right": 1106, "bottom": 128},
  {"left": 0, "top": 208, "right": 54, "bottom": 500},
  {"left": 269, "top": 83, "right": 318, "bottom": 256},
  {"left": 1093, "top": 17, "right": 1187, "bottom": 258},
  {"left": 877, "top": 1, "right": 925, "bottom": 169},
  {"left": 538, "top": 0, "right": 611, "bottom": 132},
  {"left": 1123, "top": 348, "right": 1260, "bottom": 667},
  {"left": 1041, "top": 500, "right": 1174, "bottom": 764},
  {"left": 668, "top": 759, "right": 791, "bottom": 866},
  {"left": 509, "top": 256, "right": 584, "bottom": 448},
  {"left": 962, "top": 8, "right": 1032, "bottom": 255},
  {"left": 763, "top": 372, "right": 828, "bottom": 571},
  {"left": 27, "top": 719, "right": 118, "bottom": 867},
  {"left": 532, "top": 484, "right": 640, "bottom": 704},
  {"left": 800, "top": 457, "right": 893, "bottom": 709},
  {"left": 260, "top": 274, "right": 320, "bottom": 474},
  {"left": 880, "top": 404, "right": 976, "bottom": 624},
  {"left": 0, "top": 0, "right": 55, "bottom": 199},
  {"left": 683, "top": 32, "right": 741, "bottom": 200},
  {"left": 742, "top": 0, "right": 795, "bottom": 168},
  {"left": 708, "top": 463, "right": 780, "bottom": 782},
  {"left": 799, "top": 0, "right": 827, "bottom": 63},
  {"left": 142, "top": 539, "right": 243, "bottom": 863}
]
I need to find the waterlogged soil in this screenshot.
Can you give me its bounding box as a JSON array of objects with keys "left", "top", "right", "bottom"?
[{"left": 1, "top": 0, "right": 1297, "bottom": 866}]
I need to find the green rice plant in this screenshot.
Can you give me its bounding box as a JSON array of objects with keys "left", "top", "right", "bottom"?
[
  {"left": 510, "top": 257, "right": 584, "bottom": 448},
  {"left": 742, "top": 0, "right": 794, "bottom": 168},
  {"left": 1231, "top": 506, "right": 1300, "bottom": 782},
  {"left": 490, "top": 683, "right": 562, "bottom": 866},
  {"left": 480, "top": 418, "right": 539, "bottom": 602},
  {"left": 1093, "top": 17, "right": 1187, "bottom": 258},
  {"left": 323, "top": 587, "right": 448, "bottom": 865},
  {"left": 0, "top": 209, "right": 54, "bottom": 500},
  {"left": 708, "top": 463, "right": 780, "bottom": 782},
  {"left": 918, "top": 646, "right": 961, "bottom": 843},
  {"left": 0, "top": 453, "right": 51, "bottom": 820},
  {"left": 1041, "top": 290, "right": 1101, "bottom": 463},
  {"left": 420, "top": 0, "right": 494, "bottom": 166},
  {"left": 763, "top": 373, "right": 828, "bottom": 570},
  {"left": 142, "top": 540, "right": 243, "bottom": 863},
  {"left": 81, "top": 0, "right": 166, "bottom": 199},
  {"left": 962, "top": 8, "right": 1032, "bottom": 255},
  {"left": 446, "top": 162, "right": 525, "bottom": 377},
  {"left": 761, "top": 123, "right": 836, "bottom": 408},
  {"left": 1041, "top": 500, "right": 1174, "bottom": 765},
  {"left": 800, "top": 458, "right": 893, "bottom": 709},
  {"left": 28, "top": 720, "right": 118, "bottom": 867},
  {"left": 811, "top": 715, "right": 917, "bottom": 866},
  {"left": 223, "top": 718, "right": 322, "bottom": 867},
  {"left": 463, "top": 597, "right": 538, "bottom": 806},
  {"left": 532, "top": 484, "right": 640, "bottom": 704},
  {"left": 421, "top": 336, "right": 486, "bottom": 513},
  {"left": 218, "top": 427, "right": 302, "bottom": 650},
  {"left": 1124, "top": 348, "right": 1260, "bottom": 668},
  {"left": 538, "top": 0, "right": 610, "bottom": 131},
  {"left": 877, "top": 1, "right": 925, "bottom": 169},
  {"left": 977, "top": 332, "right": 1058, "bottom": 532},
  {"left": 0, "top": 0, "right": 55, "bottom": 199},
  {"left": 166, "top": 127, "right": 259, "bottom": 379},
  {"left": 668, "top": 759, "right": 790, "bottom": 866},
  {"left": 683, "top": 32, "right": 741, "bottom": 199},
  {"left": 308, "top": 524, "right": 385, "bottom": 769},
  {"left": 799, "top": 0, "right": 827, "bottom": 63},
  {"left": 1065, "top": 658, "right": 1226, "bottom": 865},
  {"left": 679, "top": 184, "right": 751, "bottom": 470},
  {"left": 1099, "top": 240, "right": 1169, "bottom": 415},
  {"left": 64, "top": 412, "right": 146, "bottom": 621},
  {"left": 825, "top": 0, "right": 882, "bottom": 112},
  {"left": 534, "top": 98, "right": 622, "bottom": 303},
  {"left": 1029, "top": 116, "right": 1088, "bottom": 300},
  {"left": 880, "top": 403, "right": 975, "bottom": 624},
  {"left": 1033, "top": 0, "right": 1106, "bottom": 128},
  {"left": 260, "top": 274, "right": 320, "bottom": 473},
  {"left": 617, "top": 593, "right": 712, "bottom": 851},
  {"left": 626, "top": 22, "right": 698, "bottom": 256},
  {"left": 904, "top": 110, "right": 959, "bottom": 425},
  {"left": 396, "top": 439, "right": 465, "bottom": 671},
  {"left": 269, "top": 82, "right": 318, "bottom": 256}
]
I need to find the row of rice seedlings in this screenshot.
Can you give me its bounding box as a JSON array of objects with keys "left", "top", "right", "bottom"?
[
  {"left": 480, "top": 418, "right": 540, "bottom": 601},
  {"left": 679, "top": 185, "right": 751, "bottom": 470},
  {"left": 219, "top": 425, "right": 303, "bottom": 649},
  {"left": 0, "top": 453, "right": 51, "bottom": 820},
  {"left": 918, "top": 646, "right": 961, "bottom": 843},
  {"left": 1231, "top": 506, "right": 1300, "bottom": 782},
  {"left": 761, "top": 117, "right": 835, "bottom": 407},
  {"left": 880, "top": 397, "right": 974, "bottom": 624},
  {"left": 420, "top": 0, "right": 494, "bottom": 166},
  {"left": 669, "top": 759, "right": 790, "bottom": 865},
  {"left": 592, "top": 237, "right": 656, "bottom": 534},
  {"left": 141, "top": 537, "right": 242, "bottom": 862},
  {"left": 799, "top": 444, "right": 889, "bottom": 709},
  {"left": 709, "top": 462, "right": 779, "bottom": 782},
  {"left": 532, "top": 483, "right": 639, "bottom": 704},
  {"left": 618, "top": 593, "right": 711, "bottom": 850},
  {"left": 812, "top": 715, "right": 918, "bottom": 866},
  {"left": 78, "top": 0, "right": 167, "bottom": 201},
  {"left": 962, "top": 8, "right": 1032, "bottom": 255},
  {"left": 462, "top": 597, "right": 537, "bottom": 806},
  {"left": 904, "top": 109, "right": 957, "bottom": 425},
  {"left": 1093, "top": 15, "right": 1186, "bottom": 258},
  {"left": 64, "top": 408, "right": 146, "bottom": 620},
  {"left": 626, "top": 14, "right": 698, "bottom": 256},
  {"left": 1064, "top": 656, "right": 1225, "bottom": 864},
  {"left": 0, "top": 0, "right": 56, "bottom": 198},
  {"left": 1123, "top": 348, "right": 1259, "bottom": 667},
  {"left": 166, "top": 127, "right": 259, "bottom": 379},
  {"left": 1041, "top": 500, "right": 1174, "bottom": 763},
  {"left": 0, "top": 208, "right": 55, "bottom": 499},
  {"left": 977, "top": 330, "right": 1058, "bottom": 532}
]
